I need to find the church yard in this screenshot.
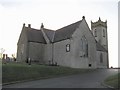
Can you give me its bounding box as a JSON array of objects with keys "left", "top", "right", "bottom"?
[{"left": 2, "top": 62, "right": 96, "bottom": 84}]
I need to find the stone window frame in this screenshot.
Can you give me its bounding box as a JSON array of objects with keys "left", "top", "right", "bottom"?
[
  {"left": 66, "top": 44, "right": 70, "bottom": 52},
  {"left": 100, "top": 53, "right": 103, "bottom": 63}
]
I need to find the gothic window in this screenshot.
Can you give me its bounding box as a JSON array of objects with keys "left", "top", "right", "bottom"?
[
  {"left": 100, "top": 53, "right": 103, "bottom": 63},
  {"left": 81, "top": 39, "right": 83, "bottom": 50},
  {"left": 66, "top": 44, "right": 70, "bottom": 52},
  {"left": 85, "top": 44, "right": 88, "bottom": 57},
  {"left": 103, "top": 29, "right": 105, "bottom": 37},
  {"left": 80, "top": 39, "right": 83, "bottom": 57},
  {"left": 94, "top": 29, "right": 97, "bottom": 37},
  {"left": 81, "top": 36, "right": 88, "bottom": 57}
]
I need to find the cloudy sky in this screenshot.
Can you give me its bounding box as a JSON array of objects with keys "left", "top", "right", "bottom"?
[{"left": 0, "top": 0, "right": 118, "bottom": 67}]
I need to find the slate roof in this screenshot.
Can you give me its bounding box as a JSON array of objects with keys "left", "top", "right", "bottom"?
[
  {"left": 25, "top": 20, "right": 81, "bottom": 43},
  {"left": 26, "top": 27, "right": 46, "bottom": 44},
  {"left": 54, "top": 20, "right": 82, "bottom": 42},
  {"left": 43, "top": 28, "right": 55, "bottom": 42},
  {"left": 96, "top": 40, "right": 107, "bottom": 52}
]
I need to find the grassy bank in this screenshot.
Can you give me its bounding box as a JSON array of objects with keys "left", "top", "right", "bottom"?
[
  {"left": 2, "top": 63, "right": 96, "bottom": 84},
  {"left": 104, "top": 73, "right": 120, "bottom": 88}
]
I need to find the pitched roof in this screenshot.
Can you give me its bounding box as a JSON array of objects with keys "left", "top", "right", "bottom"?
[
  {"left": 26, "top": 27, "right": 46, "bottom": 44},
  {"left": 96, "top": 41, "right": 107, "bottom": 52},
  {"left": 24, "top": 20, "right": 81, "bottom": 43},
  {"left": 53, "top": 20, "right": 82, "bottom": 42},
  {"left": 43, "top": 28, "right": 55, "bottom": 43}
]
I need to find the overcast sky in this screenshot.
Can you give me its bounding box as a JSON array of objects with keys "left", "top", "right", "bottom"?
[{"left": 0, "top": 0, "right": 118, "bottom": 67}]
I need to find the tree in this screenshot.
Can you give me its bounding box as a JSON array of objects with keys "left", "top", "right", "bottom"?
[
  {"left": 12, "top": 54, "right": 16, "bottom": 61},
  {"left": 0, "top": 48, "right": 5, "bottom": 59}
]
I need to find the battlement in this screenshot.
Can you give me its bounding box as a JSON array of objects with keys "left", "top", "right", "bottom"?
[{"left": 91, "top": 17, "right": 107, "bottom": 29}]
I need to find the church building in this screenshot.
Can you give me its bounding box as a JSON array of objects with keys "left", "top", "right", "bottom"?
[{"left": 17, "top": 16, "right": 109, "bottom": 68}]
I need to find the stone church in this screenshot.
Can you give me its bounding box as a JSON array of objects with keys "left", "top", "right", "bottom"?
[{"left": 17, "top": 16, "right": 109, "bottom": 68}]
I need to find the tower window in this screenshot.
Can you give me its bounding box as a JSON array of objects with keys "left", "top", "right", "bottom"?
[
  {"left": 103, "top": 29, "right": 105, "bottom": 37},
  {"left": 100, "top": 53, "right": 103, "bottom": 63},
  {"left": 66, "top": 44, "right": 70, "bottom": 52},
  {"left": 94, "top": 29, "right": 97, "bottom": 37}
]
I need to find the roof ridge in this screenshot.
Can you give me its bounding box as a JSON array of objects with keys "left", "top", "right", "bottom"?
[
  {"left": 25, "top": 27, "right": 41, "bottom": 31},
  {"left": 53, "top": 20, "right": 82, "bottom": 42},
  {"left": 56, "top": 20, "right": 82, "bottom": 31},
  {"left": 44, "top": 28, "right": 55, "bottom": 31}
]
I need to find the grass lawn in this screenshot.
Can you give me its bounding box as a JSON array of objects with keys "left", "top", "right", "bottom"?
[
  {"left": 2, "top": 62, "right": 96, "bottom": 84},
  {"left": 104, "top": 73, "right": 120, "bottom": 88}
]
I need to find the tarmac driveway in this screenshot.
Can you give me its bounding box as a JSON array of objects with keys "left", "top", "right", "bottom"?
[{"left": 3, "top": 69, "right": 118, "bottom": 88}]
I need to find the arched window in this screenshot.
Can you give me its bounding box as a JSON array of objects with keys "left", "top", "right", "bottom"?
[
  {"left": 85, "top": 44, "right": 88, "bottom": 57},
  {"left": 103, "top": 29, "right": 105, "bottom": 37},
  {"left": 94, "top": 29, "right": 97, "bottom": 37},
  {"left": 81, "top": 36, "right": 88, "bottom": 57}
]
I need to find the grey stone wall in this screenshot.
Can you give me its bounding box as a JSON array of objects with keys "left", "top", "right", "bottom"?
[
  {"left": 53, "top": 19, "right": 97, "bottom": 68},
  {"left": 53, "top": 39, "right": 72, "bottom": 67},
  {"left": 43, "top": 43, "right": 52, "bottom": 64},
  {"left": 72, "top": 19, "right": 97, "bottom": 68},
  {"left": 92, "top": 24, "right": 108, "bottom": 50},
  {"left": 97, "top": 51, "right": 108, "bottom": 68},
  {"left": 70, "top": 37, "right": 89, "bottom": 68},
  {"left": 28, "top": 42, "right": 45, "bottom": 64},
  {"left": 17, "top": 27, "right": 28, "bottom": 62}
]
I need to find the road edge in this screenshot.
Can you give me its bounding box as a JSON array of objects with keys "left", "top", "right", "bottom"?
[{"left": 101, "top": 82, "right": 118, "bottom": 90}]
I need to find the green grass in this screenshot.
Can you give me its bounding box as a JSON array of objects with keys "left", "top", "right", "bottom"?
[
  {"left": 104, "top": 73, "right": 120, "bottom": 88},
  {"left": 2, "top": 62, "right": 96, "bottom": 84}
]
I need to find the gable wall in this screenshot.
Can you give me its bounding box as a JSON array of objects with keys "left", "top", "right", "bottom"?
[
  {"left": 70, "top": 36, "right": 89, "bottom": 68},
  {"left": 72, "top": 19, "right": 97, "bottom": 68},
  {"left": 17, "top": 27, "right": 28, "bottom": 62},
  {"left": 28, "top": 42, "right": 45, "bottom": 64}
]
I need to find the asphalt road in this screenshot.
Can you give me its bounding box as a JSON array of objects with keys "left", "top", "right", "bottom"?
[{"left": 3, "top": 69, "right": 118, "bottom": 88}]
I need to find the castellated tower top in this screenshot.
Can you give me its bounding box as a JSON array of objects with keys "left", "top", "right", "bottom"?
[{"left": 91, "top": 17, "right": 107, "bottom": 29}]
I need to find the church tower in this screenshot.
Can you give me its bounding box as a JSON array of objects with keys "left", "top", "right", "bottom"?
[{"left": 91, "top": 17, "right": 108, "bottom": 51}]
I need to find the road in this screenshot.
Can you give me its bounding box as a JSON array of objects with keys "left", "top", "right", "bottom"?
[{"left": 2, "top": 69, "right": 118, "bottom": 88}]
